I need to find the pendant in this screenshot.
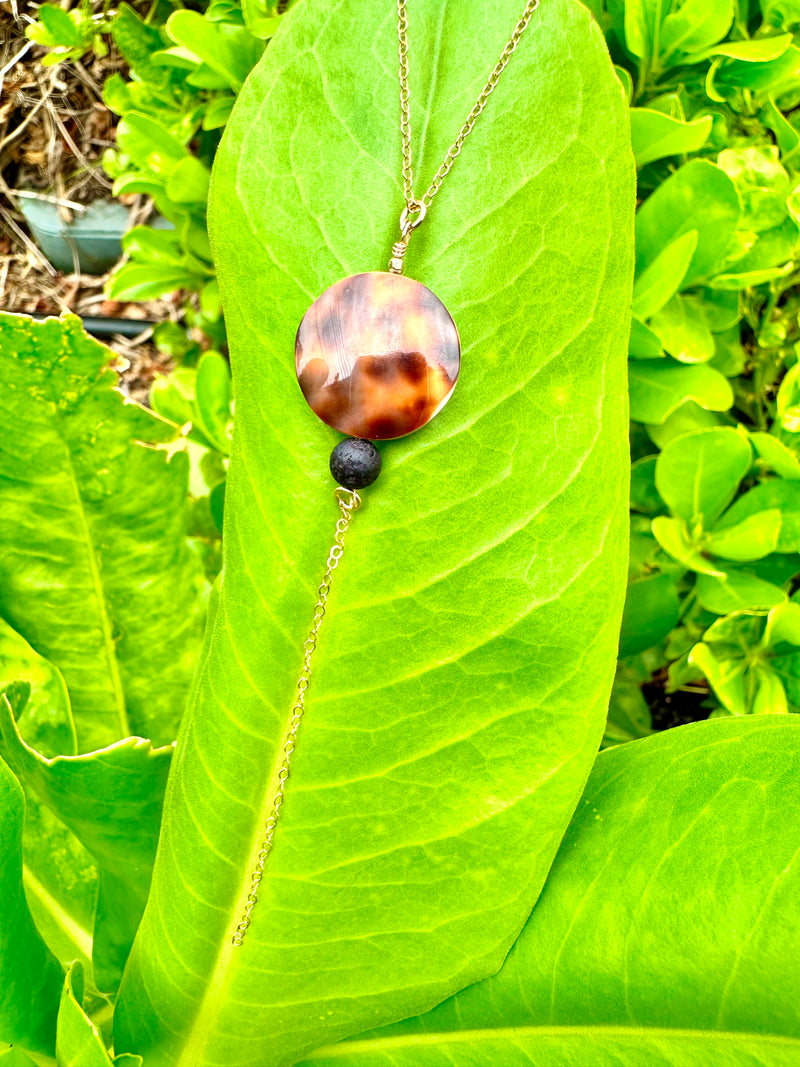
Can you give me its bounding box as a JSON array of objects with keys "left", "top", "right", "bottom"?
[{"left": 295, "top": 271, "right": 460, "bottom": 440}]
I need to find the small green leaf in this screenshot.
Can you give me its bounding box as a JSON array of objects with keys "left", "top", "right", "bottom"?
[
  {"left": 115, "top": 112, "right": 188, "bottom": 178},
  {"left": 613, "top": 64, "right": 634, "bottom": 102},
  {"left": 193, "top": 352, "right": 232, "bottom": 454},
  {"left": 150, "top": 372, "right": 195, "bottom": 427},
  {"left": 645, "top": 399, "right": 722, "bottom": 450},
  {"left": 689, "top": 641, "right": 748, "bottom": 713},
  {"left": 628, "top": 317, "right": 663, "bottom": 358},
  {"left": 696, "top": 569, "right": 787, "bottom": 614},
  {"left": 629, "top": 109, "right": 712, "bottom": 167},
  {"left": 764, "top": 600, "right": 800, "bottom": 649},
  {"left": 659, "top": 0, "right": 734, "bottom": 61},
  {"left": 696, "top": 287, "right": 740, "bottom": 331},
  {"left": 632, "top": 231, "right": 697, "bottom": 320},
  {"left": 209, "top": 480, "right": 226, "bottom": 533},
  {"left": 56, "top": 963, "right": 116, "bottom": 1067},
  {"left": 709, "top": 261, "right": 795, "bottom": 289},
  {"left": 629, "top": 359, "right": 734, "bottom": 423},
  {"left": 202, "top": 96, "right": 235, "bottom": 130},
  {"left": 650, "top": 292, "right": 715, "bottom": 363},
  {"left": 716, "top": 43, "right": 800, "bottom": 91},
  {"left": 716, "top": 481, "right": 800, "bottom": 552},
  {"left": 121, "top": 226, "right": 186, "bottom": 265},
  {"left": 36, "top": 4, "right": 83, "bottom": 46},
  {"left": 603, "top": 665, "right": 653, "bottom": 747},
  {"left": 653, "top": 515, "right": 725, "bottom": 575},
  {"left": 717, "top": 145, "right": 790, "bottom": 234},
  {"left": 165, "top": 156, "right": 211, "bottom": 205},
  {"left": 752, "top": 665, "right": 789, "bottom": 714},
  {"left": 777, "top": 364, "right": 800, "bottom": 431},
  {"left": 165, "top": 10, "right": 265, "bottom": 92},
  {"left": 761, "top": 94, "right": 800, "bottom": 155},
  {"left": 630, "top": 455, "right": 665, "bottom": 515},
  {"left": 635, "top": 160, "right": 741, "bottom": 287},
  {"left": 111, "top": 3, "right": 173, "bottom": 89},
  {"left": 619, "top": 572, "right": 681, "bottom": 656},
  {"left": 751, "top": 433, "right": 800, "bottom": 479},
  {"left": 707, "top": 509, "right": 782, "bottom": 561},
  {"left": 623, "top": 0, "right": 650, "bottom": 60},
  {"left": 656, "top": 427, "right": 751, "bottom": 527},
  {"left": 700, "top": 33, "right": 793, "bottom": 62},
  {"left": 105, "top": 263, "right": 208, "bottom": 301},
  {"left": 710, "top": 325, "right": 747, "bottom": 376}
]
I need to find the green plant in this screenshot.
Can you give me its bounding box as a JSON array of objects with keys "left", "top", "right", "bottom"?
[
  {"left": 593, "top": 0, "right": 800, "bottom": 739},
  {"left": 1, "top": 0, "right": 641, "bottom": 1061},
  {"left": 26, "top": 1, "right": 113, "bottom": 64},
  {"left": 0, "top": 312, "right": 208, "bottom": 1051},
  {"left": 26, "top": 1, "right": 286, "bottom": 339},
  {"left": 296, "top": 717, "right": 800, "bottom": 1065},
  {"left": 4, "top": 1, "right": 800, "bottom": 1066},
  {"left": 150, "top": 349, "right": 233, "bottom": 578}
]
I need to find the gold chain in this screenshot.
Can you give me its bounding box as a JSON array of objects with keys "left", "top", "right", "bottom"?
[
  {"left": 232, "top": 488, "right": 361, "bottom": 946},
  {"left": 397, "top": 0, "right": 540, "bottom": 213},
  {"left": 233, "top": 2, "right": 541, "bottom": 945}
]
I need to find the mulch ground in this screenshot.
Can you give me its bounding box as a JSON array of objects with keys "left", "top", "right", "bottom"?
[{"left": 0, "top": 0, "right": 193, "bottom": 401}]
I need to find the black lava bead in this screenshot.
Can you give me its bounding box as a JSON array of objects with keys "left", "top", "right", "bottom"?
[{"left": 330, "top": 438, "right": 382, "bottom": 490}]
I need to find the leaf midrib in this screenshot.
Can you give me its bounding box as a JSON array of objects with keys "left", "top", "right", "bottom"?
[{"left": 303, "top": 1023, "right": 800, "bottom": 1060}]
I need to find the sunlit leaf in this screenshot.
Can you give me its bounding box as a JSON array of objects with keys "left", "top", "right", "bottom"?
[{"left": 113, "top": 1, "right": 635, "bottom": 1063}]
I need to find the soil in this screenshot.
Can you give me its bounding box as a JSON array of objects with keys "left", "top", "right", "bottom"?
[
  {"left": 0, "top": 0, "right": 191, "bottom": 399},
  {"left": 643, "top": 679, "right": 713, "bottom": 732}
]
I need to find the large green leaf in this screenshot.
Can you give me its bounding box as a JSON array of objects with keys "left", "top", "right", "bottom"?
[
  {"left": 300, "top": 717, "right": 800, "bottom": 1064},
  {"left": 0, "top": 685, "right": 172, "bottom": 994},
  {"left": 21, "top": 793, "right": 97, "bottom": 980},
  {"left": 0, "top": 617, "right": 76, "bottom": 758},
  {"left": 115, "top": 1, "right": 634, "bottom": 1064},
  {"left": 0, "top": 313, "right": 206, "bottom": 751},
  {"left": 629, "top": 108, "right": 712, "bottom": 168},
  {"left": 57, "top": 963, "right": 142, "bottom": 1067},
  {"left": 0, "top": 754, "right": 63, "bottom": 1055},
  {"left": 0, "top": 622, "right": 99, "bottom": 982}
]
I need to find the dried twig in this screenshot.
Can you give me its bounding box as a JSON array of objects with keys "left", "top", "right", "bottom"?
[
  {"left": 8, "top": 188, "right": 87, "bottom": 211},
  {"left": 0, "top": 39, "right": 31, "bottom": 81},
  {"left": 0, "top": 201, "right": 56, "bottom": 275},
  {"left": 0, "top": 87, "right": 51, "bottom": 157}
]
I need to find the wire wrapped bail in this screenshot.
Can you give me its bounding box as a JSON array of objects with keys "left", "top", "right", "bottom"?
[{"left": 388, "top": 198, "right": 427, "bottom": 274}]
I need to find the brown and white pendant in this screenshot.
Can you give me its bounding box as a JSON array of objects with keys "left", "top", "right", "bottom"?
[{"left": 295, "top": 271, "right": 460, "bottom": 440}]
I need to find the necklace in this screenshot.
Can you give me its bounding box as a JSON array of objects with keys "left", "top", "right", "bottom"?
[{"left": 232, "top": 0, "right": 541, "bottom": 947}]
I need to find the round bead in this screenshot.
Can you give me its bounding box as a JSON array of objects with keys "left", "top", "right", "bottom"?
[
  {"left": 330, "top": 438, "right": 382, "bottom": 490},
  {"left": 295, "top": 271, "right": 460, "bottom": 440}
]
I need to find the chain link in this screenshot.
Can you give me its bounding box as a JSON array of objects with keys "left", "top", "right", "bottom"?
[
  {"left": 397, "top": 0, "right": 540, "bottom": 211},
  {"left": 232, "top": 487, "right": 361, "bottom": 946}
]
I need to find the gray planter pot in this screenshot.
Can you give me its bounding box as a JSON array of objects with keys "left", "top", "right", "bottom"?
[{"left": 19, "top": 196, "right": 131, "bottom": 275}]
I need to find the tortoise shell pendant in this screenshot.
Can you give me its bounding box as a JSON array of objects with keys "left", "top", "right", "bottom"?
[{"left": 295, "top": 271, "right": 460, "bottom": 440}]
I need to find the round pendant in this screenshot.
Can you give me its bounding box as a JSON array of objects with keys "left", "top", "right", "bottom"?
[{"left": 295, "top": 271, "right": 460, "bottom": 440}]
